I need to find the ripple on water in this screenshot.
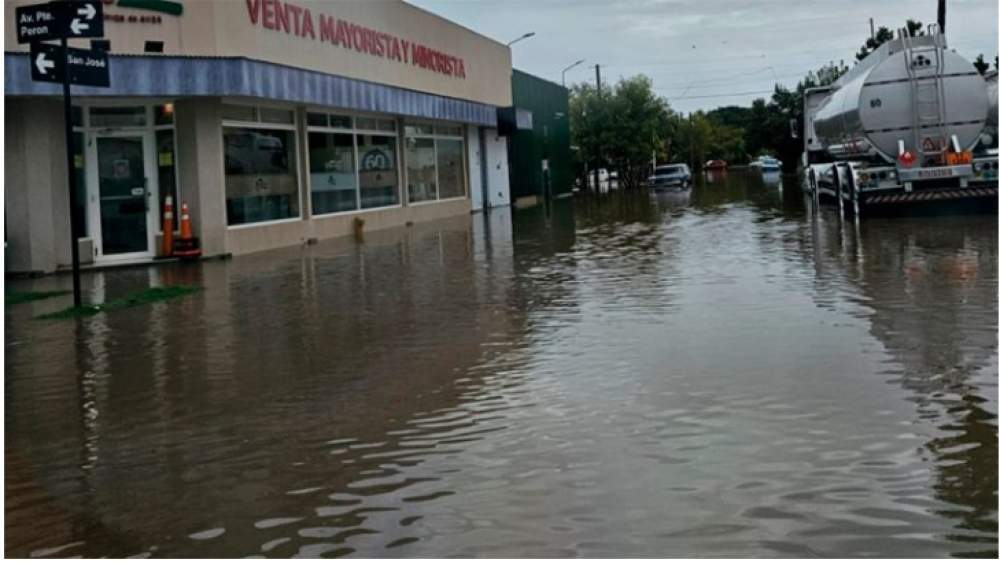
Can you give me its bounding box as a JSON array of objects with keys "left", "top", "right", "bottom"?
[{"left": 4, "top": 183, "right": 996, "bottom": 558}]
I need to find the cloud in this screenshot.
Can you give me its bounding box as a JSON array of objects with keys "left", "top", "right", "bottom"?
[{"left": 407, "top": 0, "right": 999, "bottom": 113}]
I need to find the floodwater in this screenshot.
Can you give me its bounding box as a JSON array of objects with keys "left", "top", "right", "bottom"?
[{"left": 5, "top": 171, "right": 997, "bottom": 558}]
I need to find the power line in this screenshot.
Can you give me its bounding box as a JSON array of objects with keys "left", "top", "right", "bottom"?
[
  {"left": 665, "top": 89, "right": 774, "bottom": 101},
  {"left": 654, "top": 70, "right": 810, "bottom": 91}
]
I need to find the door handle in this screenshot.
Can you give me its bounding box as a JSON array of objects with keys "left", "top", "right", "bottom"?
[{"left": 144, "top": 177, "right": 150, "bottom": 212}]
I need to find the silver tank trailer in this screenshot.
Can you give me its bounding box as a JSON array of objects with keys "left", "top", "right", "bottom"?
[{"left": 813, "top": 32, "right": 988, "bottom": 162}]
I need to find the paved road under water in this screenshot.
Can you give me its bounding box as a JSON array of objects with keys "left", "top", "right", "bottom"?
[{"left": 5, "top": 171, "right": 997, "bottom": 557}]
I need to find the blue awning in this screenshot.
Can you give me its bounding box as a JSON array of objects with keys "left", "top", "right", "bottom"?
[{"left": 4, "top": 53, "right": 498, "bottom": 126}]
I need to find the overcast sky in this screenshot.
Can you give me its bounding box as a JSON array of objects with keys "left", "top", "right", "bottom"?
[{"left": 408, "top": 0, "right": 999, "bottom": 114}]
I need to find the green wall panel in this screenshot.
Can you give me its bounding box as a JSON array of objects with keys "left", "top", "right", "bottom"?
[{"left": 509, "top": 70, "right": 572, "bottom": 200}]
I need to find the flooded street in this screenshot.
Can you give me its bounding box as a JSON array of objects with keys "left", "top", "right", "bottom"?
[{"left": 5, "top": 172, "right": 997, "bottom": 557}]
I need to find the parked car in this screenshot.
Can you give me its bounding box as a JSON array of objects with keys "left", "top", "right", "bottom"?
[
  {"left": 749, "top": 156, "right": 782, "bottom": 172},
  {"left": 704, "top": 159, "right": 728, "bottom": 171},
  {"left": 647, "top": 164, "right": 692, "bottom": 190}
]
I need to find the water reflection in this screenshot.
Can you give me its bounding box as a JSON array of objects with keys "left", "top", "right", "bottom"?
[
  {"left": 805, "top": 210, "right": 998, "bottom": 557},
  {"left": 5, "top": 172, "right": 996, "bottom": 557}
]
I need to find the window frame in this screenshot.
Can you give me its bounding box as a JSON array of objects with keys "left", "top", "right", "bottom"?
[
  {"left": 305, "top": 109, "right": 402, "bottom": 218},
  {"left": 404, "top": 120, "right": 467, "bottom": 205},
  {"left": 221, "top": 104, "right": 303, "bottom": 229}
]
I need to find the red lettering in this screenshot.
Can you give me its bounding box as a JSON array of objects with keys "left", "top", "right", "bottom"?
[
  {"left": 287, "top": 3, "right": 300, "bottom": 35},
  {"left": 319, "top": 13, "right": 334, "bottom": 42},
  {"left": 262, "top": 0, "right": 275, "bottom": 29},
  {"left": 302, "top": 8, "right": 314, "bottom": 39},
  {"left": 337, "top": 20, "right": 350, "bottom": 48},
  {"left": 247, "top": 2, "right": 465, "bottom": 79},
  {"left": 390, "top": 37, "right": 401, "bottom": 61},
  {"left": 351, "top": 24, "right": 363, "bottom": 52},
  {"left": 246, "top": 0, "right": 261, "bottom": 25},
  {"left": 274, "top": 0, "right": 288, "bottom": 33}
]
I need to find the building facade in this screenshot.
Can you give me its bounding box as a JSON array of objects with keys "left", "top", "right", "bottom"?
[{"left": 4, "top": 0, "right": 512, "bottom": 274}]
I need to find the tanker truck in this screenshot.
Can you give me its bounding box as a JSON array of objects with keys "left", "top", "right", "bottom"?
[{"left": 802, "top": 24, "right": 998, "bottom": 215}]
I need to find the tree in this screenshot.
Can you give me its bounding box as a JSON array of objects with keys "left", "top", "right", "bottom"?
[
  {"left": 855, "top": 19, "right": 924, "bottom": 62},
  {"left": 569, "top": 75, "right": 673, "bottom": 189},
  {"left": 973, "top": 54, "right": 990, "bottom": 75},
  {"left": 856, "top": 26, "right": 894, "bottom": 62},
  {"left": 703, "top": 60, "right": 848, "bottom": 171}
]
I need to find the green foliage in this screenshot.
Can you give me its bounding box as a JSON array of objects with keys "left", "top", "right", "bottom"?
[
  {"left": 856, "top": 20, "right": 924, "bottom": 62},
  {"left": 569, "top": 75, "right": 674, "bottom": 188},
  {"left": 570, "top": 17, "right": 941, "bottom": 178},
  {"left": 856, "top": 26, "right": 895, "bottom": 62},
  {"left": 664, "top": 111, "right": 747, "bottom": 167},
  {"left": 703, "top": 60, "right": 848, "bottom": 170},
  {"left": 38, "top": 285, "right": 201, "bottom": 320},
  {"left": 973, "top": 54, "right": 990, "bottom": 75}
]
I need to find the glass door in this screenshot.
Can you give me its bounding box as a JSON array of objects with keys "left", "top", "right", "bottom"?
[{"left": 89, "top": 133, "right": 157, "bottom": 260}]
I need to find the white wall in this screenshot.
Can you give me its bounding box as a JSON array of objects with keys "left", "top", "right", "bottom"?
[
  {"left": 484, "top": 129, "right": 510, "bottom": 208},
  {"left": 467, "top": 125, "right": 484, "bottom": 211}
]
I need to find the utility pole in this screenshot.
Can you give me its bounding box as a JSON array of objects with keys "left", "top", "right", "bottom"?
[
  {"left": 937, "top": 0, "right": 946, "bottom": 34},
  {"left": 869, "top": 18, "right": 875, "bottom": 41},
  {"left": 592, "top": 63, "right": 602, "bottom": 192},
  {"left": 689, "top": 113, "right": 694, "bottom": 169}
]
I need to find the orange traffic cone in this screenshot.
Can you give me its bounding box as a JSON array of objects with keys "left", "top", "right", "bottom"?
[
  {"left": 179, "top": 202, "right": 192, "bottom": 240},
  {"left": 172, "top": 201, "right": 202, "bottom": 259},
  {"left": 161, "top": 195, "right": 174, "bottom": 257}
]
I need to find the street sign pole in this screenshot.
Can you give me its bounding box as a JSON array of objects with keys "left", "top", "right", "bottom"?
[
  {"left": 60, "top": 35, "right": 82, "bottom": 307},
  {"left": 20, "top": 0, "right": 108, "bottom": 306}
]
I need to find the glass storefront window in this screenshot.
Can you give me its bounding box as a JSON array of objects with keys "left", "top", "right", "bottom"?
[
  {"left": 404, "top": 122, "right": 466, "bottom": 203},
  {"left": 437, "top": 139, "right": 465, "bottom": 199},
  {"left": 405, "top": 124, "right": 433, "bottom": 136},
  {"left": 358, "top": 134, "right": 399, "bottom": 209},
  {"left": 434, "top": 124, "right": 462, "bottom": 136},
  {"left": 355, "top": 117, "right": 377, "bottom": 131},
  {"left": 309, "top": 132, "right": 357, "bottom": 214},
  {"left": 90, "top": 106, "right": 146, "bottom": 128},
  {"left": 307, "top": 112, "right": 328, "bottom": 127},
  {"left": 306, "top": 112, "right": 400, "bottom": 212},
  {"left": 224, "top": 127, "right": 299, "bottom": 225},
  {"left": 329, "top": 115, "right": 352, "bottom": 129},
  {"left": 260, "top": 107, "right": 295, "bottom": 125},
  {"left": 156, "top": 129, "right": 178, "bottom": 232},
  {"left": 221, "top": 104, "right": 256, "bottom": 122},
  {"left": 406, "top": 137, "right": 437, "bottom": 203}
]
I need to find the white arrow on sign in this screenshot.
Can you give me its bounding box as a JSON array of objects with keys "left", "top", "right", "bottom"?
[
  {"left": 77, "top": 3, "right": 97, "bottom": 20},
  {"left": 35, "top": 52, "right": 54, "bottom": 75},
  {"left": 70, "top": 18, "right": 89, "bottom": 35}
]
